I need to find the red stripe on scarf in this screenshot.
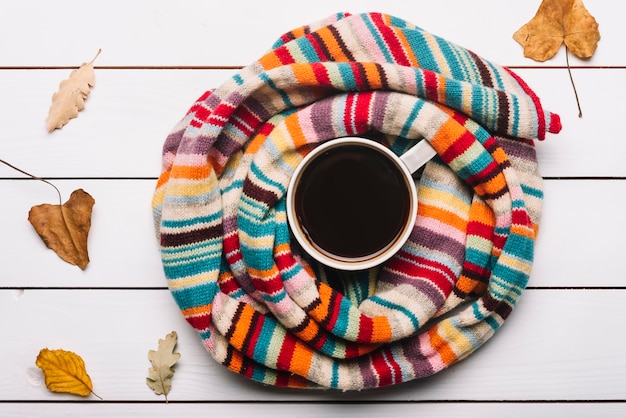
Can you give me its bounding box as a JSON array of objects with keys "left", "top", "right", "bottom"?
[
  {"left": 275, "top": 45, "right": 296, "bottom": 65},
  {"left": 311, "top": 62, "right": 331, "bottom": 85},
  {"left": 370, "top": 13, "right": 411, "bottom": 66}
]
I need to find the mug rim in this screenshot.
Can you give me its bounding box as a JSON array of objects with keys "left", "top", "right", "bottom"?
[{"left": 286, "top": 137, "right": 418, "bottom": 271}]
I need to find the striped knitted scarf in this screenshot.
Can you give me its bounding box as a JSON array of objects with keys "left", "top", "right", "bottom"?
[{"left": 152, "top": 12, "right": 561, "bottom": 389}]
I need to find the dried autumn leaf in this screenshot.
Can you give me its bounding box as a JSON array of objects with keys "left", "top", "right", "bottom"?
[
  {"left": 28, "top": 188, "right": 95, "bottom": 270},
  {"left": 46, "top": 49, "right": 101, "bottom": 132},
  {"left": 147, "top": 331, "right": 181, "bottom": 403},
  {"left": 513, "top": 0, "right": 600, "bottom": 62},
  {"left": 36, "top": 348, "right": 100, "bottom": 398},
  {"left": 513, "top": 0, "right": 600, "bottom": 117}
]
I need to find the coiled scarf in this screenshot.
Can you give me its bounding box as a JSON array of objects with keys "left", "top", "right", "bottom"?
[{"left": 152, "top": 12, "right": 561, "bottom": 389}]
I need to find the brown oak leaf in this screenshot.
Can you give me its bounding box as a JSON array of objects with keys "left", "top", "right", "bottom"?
[
  {"left": 513, "top": 0, "right": 600, "bottom": 62},
  {"left": 46, "top": 49, "right": 101, "bottom": 132},
  {"left": 28, "top": 189, "right": 95, "bottom": 270}
]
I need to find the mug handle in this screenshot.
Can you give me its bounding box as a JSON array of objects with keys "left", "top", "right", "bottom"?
[{"left": 400, "top": 139, "right": 437, "bottom": 174}]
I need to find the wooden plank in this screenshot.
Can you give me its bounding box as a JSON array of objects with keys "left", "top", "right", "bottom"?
[
  {"left": 0, "top": 69, "right": 235, "bottom": 178},
  {"left": 0, "top": 0, "right": 615, "bottom": 68},
  {"left": 516, "top": 67, "right": 625, "bottom": 177},
  {"left": 532, "top": 179, "right": 626, "bottom": 287},
  {"left": 1, "top": 402, "right": 625, "bottom": 418},
  {"left": 0, "top": 179, "right": 163, "bottom": 287},
  {"left": 1, "top": 288, "right": 625, "bottom": 401},
  {"left": 1, "top": 178, "right": 624, "bottom": 288},
  {"left": 1, "top": 68, "right": 624, "bottom": 179}
]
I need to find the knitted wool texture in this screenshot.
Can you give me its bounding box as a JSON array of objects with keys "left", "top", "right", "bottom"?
[{"left": 152, "top": 12, "right": 561, "bottom": 389}]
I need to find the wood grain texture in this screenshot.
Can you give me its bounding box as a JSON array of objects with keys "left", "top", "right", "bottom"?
[
  {"left": 1, "top": 179, "right": 624, "bottom": 289},
  {"left": 1, "top": 67, "right": 624, "bottom": 178},
  {"left": 1, "top": 289, "right": 625, "bottom": 402},
  {"left": 0, "top": 0, "right": 616, "bottom": 67},
  {"left": 2, "top": 403, "right": 626, "bottom": 418}
]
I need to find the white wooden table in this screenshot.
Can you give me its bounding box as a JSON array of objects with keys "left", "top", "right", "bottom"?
[{"left": 1, "top": 1, "right": 624, "bottom": 416}]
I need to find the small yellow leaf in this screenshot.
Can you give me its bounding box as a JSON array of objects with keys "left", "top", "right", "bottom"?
[
  {"left": 35, "top": 348, "right": 98, "bottom": 398},
  {"left": 46, "top": 49, "right": 101, "bottom": 132},
  {"left": 146, "top": 331, "right": 181, "bottom": 402}
]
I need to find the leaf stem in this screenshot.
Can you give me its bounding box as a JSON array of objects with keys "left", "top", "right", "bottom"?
[
  {"left": 0, "top": 158, "right": 63, "bottom": 206},
  {"left": 90, "top": 49, "right": 102, "bottom": 65},
  {"left": 565, "top": 47, "right": 583, "bottom": 118}
]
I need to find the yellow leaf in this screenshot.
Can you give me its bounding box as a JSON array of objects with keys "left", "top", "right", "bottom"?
[
  {"left": 46, "top": 49, "right": 101, "bottom": 132},
  {"left": 146, "top": 331, "right": 181, "bottom": 402},
  {"left": 35, "top": 348, "right": 99, "bottom": 398},
  {"left": 513, "top": 0, "right": 600, "bottom": 62},
  {"left": 28, "top": 189, "right": 95, "bottom": 270}
]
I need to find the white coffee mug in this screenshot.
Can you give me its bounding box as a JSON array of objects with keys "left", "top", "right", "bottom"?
[{"left": 286, "top": 137, "right": 436, "bottom": 271}]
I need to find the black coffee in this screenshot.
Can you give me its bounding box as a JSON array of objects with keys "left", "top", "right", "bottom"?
[{"left": 294, "top": 144, "right": 411, "bottom": 260}]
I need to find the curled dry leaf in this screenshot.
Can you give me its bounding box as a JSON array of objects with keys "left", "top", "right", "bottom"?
[
  {"left": 513, "top": 0, "right": 600, "bottom": 117},
  {"left": 146, "top": 331, "right": 181, "bottom": 403},
  {"left": 28, "top": 189, "right": 95, "bottom": 270},
  {"left": 36, "top": 348, "right": 100, "bottom": 399},
  {"left": 46, "top": 49, "right": 101, "bottom": 132},
  {"left": 513, "top": 0, "right": 600, "bottom": 62},
  {"left": 0, "top": 159, "right": 96, "bottom": 269}
]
